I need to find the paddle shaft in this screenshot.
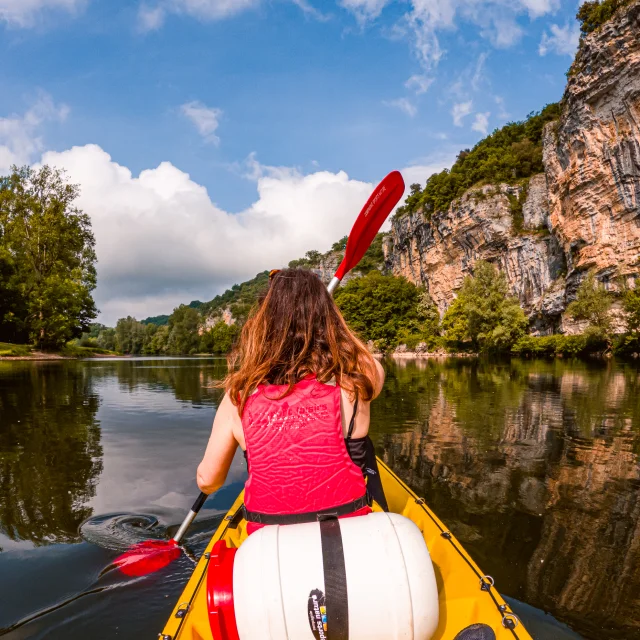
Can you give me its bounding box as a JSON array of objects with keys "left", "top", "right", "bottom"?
[{"left": 172, "top": 491, "right": 208, "bottom": 544}]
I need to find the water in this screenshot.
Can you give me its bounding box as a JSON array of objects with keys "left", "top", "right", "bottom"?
[{"left": 0, "top": 357, "right": 638, "bottom": 639}]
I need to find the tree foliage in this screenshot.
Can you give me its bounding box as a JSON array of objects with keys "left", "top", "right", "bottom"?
[
  {"left": 566, "top": 272, "right": 613, "bottom": 339},
  {"left": 395, "top": 104, "right": 561, "bottom": 219},
  {"left": 441, "top": 261, "right": 528, "bottom": 352},
  {"left": 576, "top": 0, "right": 632, "bottom": 34},
  {"left": 335, "top": 272, "right": 422, "bottom": 351},
  {"left": 0, "top": 166, "right": 97, "bottom": 348},
  {"left": 622, "top": 282, "right": 640, "bottom": 334}
]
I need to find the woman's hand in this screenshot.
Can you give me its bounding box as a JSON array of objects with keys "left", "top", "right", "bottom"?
[{"left": 196, "top": 393, "right": 241, "bottom": 494}]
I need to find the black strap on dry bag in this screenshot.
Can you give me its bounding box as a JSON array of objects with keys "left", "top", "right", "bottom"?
[{"left": 319, "top": 517, "right": 349, "bottom": 640}]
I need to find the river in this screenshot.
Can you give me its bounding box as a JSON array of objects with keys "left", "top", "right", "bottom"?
[{"left": 0, "top": 357, "right": 638, "bottom": 639}]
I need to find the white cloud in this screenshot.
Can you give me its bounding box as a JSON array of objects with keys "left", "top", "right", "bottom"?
[
  {"left": 472, "top": 111, "right": 491, "bottom": 135},
  {"left": 138, "top": 0, "right": 324, "bottom": 29},
  {"left": 38, "top": 145, "right": 380, "bottom": 324},
  {"left": 290, "top": 0, "right": 329, "bottom": 21},
  {"left": 384, "top": 97, "right": 418, "bottom": 117},
  {"left": 342, "top": 0, "right": 562, "bottom": 75},
  {"left": 451, "top": 100, "right": 473, "bottom": 127},
  {"left": 180, "top": 101, "right": 223, "bottom": 145},
  {"left": 400, "top": 153, "right": 456, "bottom": 188},
  {"left": 539, "top": 22, "right": 581, "bottom": 57},
  {"left": 405, "top": 74, "right": 433, "bottom": 95},
  {"left": 138, "top": 4, "right": 165, "bottom": 30},
  {"left": 339, "top": 0, "right": 390, "bottom": 22},
  {"left": 165, "top": 0, "right": 259, "bottom": 21},
  {"left": 0, "top": 0, "right": 83, "bottom": 27},
  {"left": 495, "top": 95, "right": 510, "bottom": 120},
  {"left": 0, "top": 94, "right": 69, "bottom": 173}
]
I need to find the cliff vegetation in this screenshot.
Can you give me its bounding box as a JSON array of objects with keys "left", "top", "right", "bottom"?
[{"left": 395, "top": 103, "right": 561, "bottom": 220}]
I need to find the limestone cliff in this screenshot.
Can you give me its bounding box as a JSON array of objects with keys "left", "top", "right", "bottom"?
[{"left": 385, "top": 1, "right": 640, "bottom": 333}]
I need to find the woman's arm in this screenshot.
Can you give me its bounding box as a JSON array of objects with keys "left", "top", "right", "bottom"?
[
  {"left": 196, "top": 392, "right": 240, "bottom": 494},
  {"left": 373, "top": 358, "right": 385, "bottom": 398}
]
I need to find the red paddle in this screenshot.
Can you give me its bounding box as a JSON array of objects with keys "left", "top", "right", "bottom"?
[
  {"left": 328, "top": 170, "right": 405, "bottom": 294},
  {"left": 113, "top": 492, "right": 207, "bottom": 576},
  {"left": 112, "top": 170, "right": 405, "bottom": 577}
]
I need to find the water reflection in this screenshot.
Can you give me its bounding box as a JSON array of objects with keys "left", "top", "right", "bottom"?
[
  {"left": 0, "top": 357, "right": 638, "bottom": 640},
  {"left": 0, "top": 363, "right": 102, "bottom": 546},
  {"left": 373, "top": 358, "right": 640, "bottom": 640}
]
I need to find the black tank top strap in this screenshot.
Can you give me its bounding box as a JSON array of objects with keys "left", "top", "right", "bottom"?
[{"left": 346, "top": 394, "right": 358, "bottom": 440}]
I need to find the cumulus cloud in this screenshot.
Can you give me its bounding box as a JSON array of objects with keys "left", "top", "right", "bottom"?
[
  {"left": 400, "top": 151, "right": 457, "bottom": 187},
  {"left": 0, "top": 0, "right": 83, "bottom": 26},
  {"left": 0, "top": 94, "right": 69, "bottom": 173},
  {"left": 539, "top": 22, "right": 581, "bottom": 57},
  {"left": 39, "top": 145, "right": 380, "bottom": 324},
  {"left": 180, "top": 101, "right": 223, "bottom": 145},
  {"left": 451, "top": 100, "right": 473, "bottom": 127},
  {"left": 384, "top": 97, "right": 417, "bottom": 117},
  {"left": 471, "top": 111, "right": 491, "bottom": 135}
]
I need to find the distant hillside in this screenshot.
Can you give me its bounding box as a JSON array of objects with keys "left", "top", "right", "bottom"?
[
  {"left": 200, "top": 272, "right": 270, "bottom": 323},
  {"left": 197, "top": 233, "right": 387, "bottom": 324},
  {"left": 142, "top": 300, "right": 203, "bottom": 326}
]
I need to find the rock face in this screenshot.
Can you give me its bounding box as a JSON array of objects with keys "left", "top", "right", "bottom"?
[{"left": 385, "top": 1, "right": 640, "bottom": 332}]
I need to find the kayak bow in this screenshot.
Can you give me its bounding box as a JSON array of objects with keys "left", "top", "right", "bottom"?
[{"left": 161, "top": 458, "right": 532, "bottom": 640}]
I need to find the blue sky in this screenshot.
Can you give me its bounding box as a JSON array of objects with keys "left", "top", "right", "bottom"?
[{"left": 0, "top": 0, "right": 584, "bottom": 322}]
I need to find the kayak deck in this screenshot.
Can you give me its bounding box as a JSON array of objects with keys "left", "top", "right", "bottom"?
[{"left": 161, "top": 459, "right": 532, "bottom": 640}]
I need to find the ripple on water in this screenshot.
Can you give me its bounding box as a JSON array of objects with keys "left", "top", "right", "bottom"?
[{"left": 79, "top": 513, "right": 163, "bottom": 552}]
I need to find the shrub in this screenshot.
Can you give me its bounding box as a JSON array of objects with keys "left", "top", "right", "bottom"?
[
  {"left": 441, "top": 261, "right": 528, "bottom": 352},
  {"left": 566, "top": 272, "right": 613, "bottom": 347}
]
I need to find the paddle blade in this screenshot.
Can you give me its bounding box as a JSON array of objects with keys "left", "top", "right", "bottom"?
[
  {"left": 113, "top": 539, "right": 181, "bottom": 577},
  {"left": 334, "top": 170, "right": 405, "bottom": 282}
]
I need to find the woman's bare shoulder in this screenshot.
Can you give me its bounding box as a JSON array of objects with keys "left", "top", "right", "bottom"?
[{"left": 373, "top": 358, "right": 385, "bottom": 398}]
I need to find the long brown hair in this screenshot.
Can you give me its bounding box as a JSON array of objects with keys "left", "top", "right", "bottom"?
[{"left": 224, "top": 268, "right": 376, "bottom": 414}]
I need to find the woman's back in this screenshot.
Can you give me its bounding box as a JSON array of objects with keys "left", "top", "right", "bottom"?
[
  {"left": 242, "top": 377, "right": 367, "bottom": 522},
  {"left": 196, "top": 268, "right": 385, "bottom": 522}
]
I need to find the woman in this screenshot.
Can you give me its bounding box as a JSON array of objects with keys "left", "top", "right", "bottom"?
[{"left": 196, "top": 268, "right": 385, "bottom": 530}]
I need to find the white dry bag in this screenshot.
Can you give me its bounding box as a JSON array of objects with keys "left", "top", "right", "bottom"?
[{"left": 231, "top": 512, "right": 439, "bottom": 640}]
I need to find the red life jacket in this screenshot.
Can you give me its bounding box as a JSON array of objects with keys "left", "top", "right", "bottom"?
[{"left": 242, "top": 377, "right": 370, "bottom": 533}]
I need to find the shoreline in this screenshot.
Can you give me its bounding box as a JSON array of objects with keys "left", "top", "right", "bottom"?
[
  {"left": 0, "top": 352, "right": 125, "bottom": 361},
  {"left": 374, "top": 350, "right": 478, "bottom": 359}
]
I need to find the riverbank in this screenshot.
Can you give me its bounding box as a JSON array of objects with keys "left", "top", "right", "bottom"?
[{"left": 0, "top": 342, "right": 120, "bottom": 361}]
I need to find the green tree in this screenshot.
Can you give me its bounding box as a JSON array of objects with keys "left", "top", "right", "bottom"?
[
  {"left": 622, "top": 283, "right": 640, "bottom": 335},
  {"left": 115, "top": 316, "right": 146, "bottom": 354},
  {"left": 331, "top": 236, "right": 348, "bottom": 252},
  {"left": 96, "top": 327, "right": 117, "bottom": 351},
  {"left": 335, "top": 272, "right": 421, "bottom": 351},
  {"left": 441, "top": 261, "right": 528, "bottom": 352},
  {"left": 566, "top": 271, "right": 613, "bottom": 342},
  {"left": 0, "top": 166, "right": 97, "bottom": 348},
  {"left": 200, "top": 321, "right": 240, "bottom": 354},
  {"left": 167, "top": 305, "right": 201, "bottom": 354},
  {"left": 576, "top": 0, "right": 632, "bottom": 35}
]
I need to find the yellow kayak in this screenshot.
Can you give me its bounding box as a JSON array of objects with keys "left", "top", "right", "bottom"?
[{"left": 161, "top": 459, "right": 532, "bottom": 640}]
